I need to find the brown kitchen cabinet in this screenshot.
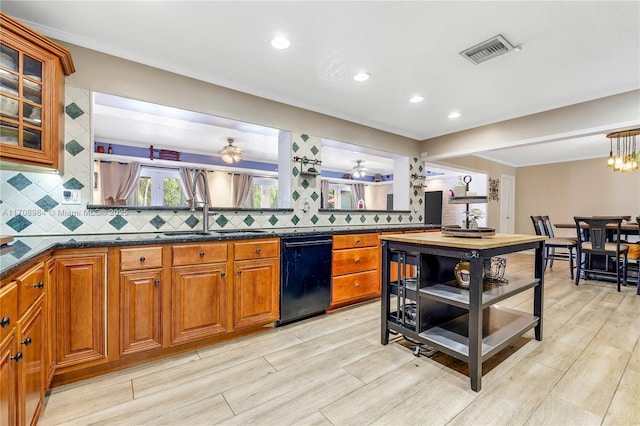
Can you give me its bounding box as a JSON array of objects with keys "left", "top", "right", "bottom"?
[
  {"left": 0, "top": 281, "right": 19, "bottom": 426},
  {"left": 0, "top": 12, "right": 74, "bottom": 172},
  {"left": 119, "top": 246, "right": 164, "bottom": 356},
  {"left": 331, "top": 233, "right": 381, "bottom": 308},
  {"left": 54, "top": 251, "right": 107, "bottom": 372},
  {"left": 232, "top": 239, "right": 279, "bottom": 329},
  {"left": 1, "top": 262, "right": 47, "bottom": 426},
  {"left": 171, "top": 242, "right": 229, "bottom": 345}
]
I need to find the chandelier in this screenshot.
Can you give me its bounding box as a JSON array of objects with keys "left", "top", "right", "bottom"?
[
  {"left": 352, "top": 160, "right": 367, "bottom": 178},
  {"left": 219, "top": 137, "right": 242, "bottom": 164},
  {"left": 607, "top": 128, "right": 639, "bottom": 172}
]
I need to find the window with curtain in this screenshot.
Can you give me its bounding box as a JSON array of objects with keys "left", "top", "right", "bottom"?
[
  {"left": 243, "top": 177, "right": 278, "bottom": 208},
  {"left": 135, "top": 167, "right": 185, "bottom": 206}
]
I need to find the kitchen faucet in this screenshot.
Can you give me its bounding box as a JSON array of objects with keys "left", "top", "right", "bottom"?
[{"left": 190, "top": 170, "right": 210, "bottom": 234}]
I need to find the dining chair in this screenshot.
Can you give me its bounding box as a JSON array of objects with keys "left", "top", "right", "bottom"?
[
  {"left": 574, "top": 216, "right": 629, "bottom": 291},
  {"left": 530, "top": 215, "right": 577, "bottom": 279}
]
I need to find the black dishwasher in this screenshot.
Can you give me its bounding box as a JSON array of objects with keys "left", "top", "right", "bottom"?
[{"left": 277, "top": 234, "right": 333, "bottom": 326}]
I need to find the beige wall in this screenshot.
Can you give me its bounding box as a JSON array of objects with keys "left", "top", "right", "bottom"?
[
  {"left": 62, "top": 42, "right": 420, "bottom": 158},
  {"left": 515, "top": 157, "right": 640, "bottom": 237}
]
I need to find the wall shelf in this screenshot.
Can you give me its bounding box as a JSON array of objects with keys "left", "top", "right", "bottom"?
[{"left": 293, "top": 156, "right": 321, "bottom": 177}]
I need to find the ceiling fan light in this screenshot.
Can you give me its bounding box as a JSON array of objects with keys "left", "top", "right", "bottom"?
[
  {"left": 352, "top": 160, "right": 367, "bottom": 178},
  {"left": 219, "top": 137, "right": 243, "bottom": 164}
]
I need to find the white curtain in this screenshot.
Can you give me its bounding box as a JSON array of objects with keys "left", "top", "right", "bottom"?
[
  {"left": 233, "top": 173, "right": 254, "bottom": 208},
  {"left": 179, "top": 167, "right": 211, "bottom": 206},
  {"left": 100, "top": 161, "right": 141, "bottom": 205},
  {"left": 321, "top": 179, "right": 330, "bottom": 209},
  {"left": 351, "top": 183, "right": 366, "bottom": 209}
]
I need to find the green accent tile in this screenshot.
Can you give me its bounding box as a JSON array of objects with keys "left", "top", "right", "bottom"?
[
  {"left": 419, "top": 198, "right": 423, "bottom": 205},
  {"left": 301, "top": 134, "right": 309, "bottom": 142},
  {"left": 65, "top": 102, "right": 84, "bottom": 119},
  {"left": 63, "top": 178, "right": 85, "bottom": 190},
  {"left": 300, "top": 179, "right": 309, "bottom": 189},
  {"left": 418, "top": 215, "right": 423, "bottom": 222},
  {"left": 413, "top": 190, "right": 419, "bottom": 197},
  {"left": 7, "top": 214, "right": 31, "bottom": 232},
  {"left": 292, "top": 190, "right": 300, "bottom": 201},
  {"left": 419, "top": 164, "right": 424, "bottom": 172},
  {"left": 62, "top": 215, "right": 83, "bottom": 231},
  {"left": 409, "top": 215, "right": 413, "bottom": 222},
  {"left": 386, "top": 215, "right": 392, "bottom": 223},
  {"left": 345, "top": 214, "right": 352, "bottom": 224},
  {"left": 150, "top": 215, "right": 166, "bottom": 229},
  {"left": 310, "top": 145, "right": 319, "bottom": 155},
  {"left": 10, "top": 240, "right": 31, "bottom": 259},
  {"left": 109, "top": 215, "right": 128, "bottom": 230},
  {"left": 244, "top": 215, "right": 255, "bottom": 226},
  {"left": 7, "top": 173, "right": 32, "bottom": 191},
  {"left": 398, "top": 215, "right": 403, "bottom": 222},
  {"left": 292, "top": 166, "right": 299, "bottom": 177},
  {"left": 268, "top": 215, "right": 278, "bottom": 226},
  {"left": 65, "top": 139, "right": 85, "bottom": 156},
  {"left": 310, "top": 215, "right": 319, "bottom": 224},
  {"left": 410, "top": 199, "right": 414, "bottom": 205},
  {"left": 185, "top": 215, "right": 199, "bottom": 228},
  {"left": 35, "top": 195, "right": 58, "bottom": 212},
  {"left": 310, "top": 192, "right": 319, "bottom": 202},
  {"left": 216, "top": 215, "right": 229, "bottom": 228},
  {"left": 374, "top": 215, "right": 380, "bottom": 223},
  {"left": 291, "top": 215, "right": 300, "bottom": 225},
  {"left": 292, "top": 142, "right": 300, "bottom": 152},
  {"left": 329, "top": 215, "right": 336, "bottom": 224},
  {"left": 360, "top": 215, "right": 366, "bottom": 223}
]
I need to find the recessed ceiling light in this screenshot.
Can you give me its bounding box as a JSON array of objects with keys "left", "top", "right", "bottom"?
[
  {"left": 353, "top": 72, "right": 371, "bottom": 82},
  {"left": 270, "top": 36, "right": 290, "bottom": 49},
  {"left": 409, "top": 95, "right": 424, "bottom": 103},
  {"left": 448, "top": 111, "right": 461, "bottom": 119}
]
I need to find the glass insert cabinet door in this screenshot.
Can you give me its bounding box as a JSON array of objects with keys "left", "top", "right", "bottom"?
[{"left": 0, "top": 43, "right": 44, "bottom": 153}]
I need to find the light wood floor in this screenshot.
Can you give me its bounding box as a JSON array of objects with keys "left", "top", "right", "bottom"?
[{"left": 39, "top": 253, "right": 640, "bottom": 426}]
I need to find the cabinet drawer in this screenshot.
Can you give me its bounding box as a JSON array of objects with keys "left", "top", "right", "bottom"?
[
  {"left": 333, "top": 233, "right": 379, "bottom": 250},
  {"left": 120, "top": 246, "right": 163, "bottom": 270},
  {"left": 233, "top": 239, "right": 279, "bottom": 261},
  {"left": 332, "top": 247, "right": 379, "bottom": 276},
  {"left": 172, "top": 243, "right": 227, "bottom": 266},
  {"left": 0, "top": 282, "right": 18, "bottom": 341},
  {"left": 17, "top": 263, "right": 45, "bottom": 315},
  {"left": 332, "top": 270, "right": 380, "bottom": 303}
]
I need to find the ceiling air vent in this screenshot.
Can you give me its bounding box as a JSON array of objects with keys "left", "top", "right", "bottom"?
[{"left": 460, "top": 34, "right": 515, "bottom": 65}]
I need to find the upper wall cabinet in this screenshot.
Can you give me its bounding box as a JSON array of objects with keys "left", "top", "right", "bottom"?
[{"left": 0, "top": 12, "right": 74, "bottom": 172}]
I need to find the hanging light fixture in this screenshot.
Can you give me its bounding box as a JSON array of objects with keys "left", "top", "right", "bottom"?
[
  {"left": 219, "top": 137, "right": 242, "bottom": 164},
  {"left": 607, "top": 129, "right": 639, "bottom": 172},
  {"left": 352, "top": 160, "right": 367, "bottom": 178}
]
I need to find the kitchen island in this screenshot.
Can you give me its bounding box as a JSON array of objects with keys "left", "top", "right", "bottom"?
[{"left": 379, "top": 232, "right": 547, "bottom": 391}]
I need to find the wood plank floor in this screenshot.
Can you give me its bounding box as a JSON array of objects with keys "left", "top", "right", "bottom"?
[{"left": 39, "top": 253, "right": 640, "bottom": 425}]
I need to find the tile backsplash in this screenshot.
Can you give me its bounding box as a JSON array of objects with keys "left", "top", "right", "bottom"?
[{"left": 0, "top": 86, "right": 423, "bottom": 236}]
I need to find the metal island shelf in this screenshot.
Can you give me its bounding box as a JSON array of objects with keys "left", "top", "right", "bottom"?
[{"left": 379, "top": 231, "right": 547, "bottom": 391}]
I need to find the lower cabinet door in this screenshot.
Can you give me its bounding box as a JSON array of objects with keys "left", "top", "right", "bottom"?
[
  {"left": 171, "top": 264, "right": 227, "bottom": 345},
  {"left": 55, "top": 254, "right": 107, "bottom": 369},
  {"left": 19, "top": 298, "right": 45, "bottom": 426},
  {"left": 233, "top": 259, "right": 279, "bottom": 329},
  {"left": 0, "top": 331, "right": 18, "bottom": 426},
  {"left": 120, "top": 269, "right": 163, "bottom": 355}
]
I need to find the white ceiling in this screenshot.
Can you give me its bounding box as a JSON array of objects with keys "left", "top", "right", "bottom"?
[{"left": 2, "top": 1, "right": 639, "bottom": 168}]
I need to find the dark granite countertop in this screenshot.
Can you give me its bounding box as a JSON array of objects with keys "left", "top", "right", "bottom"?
[{"left": 0, "top": 224, "right": 439, "bottom": 281}]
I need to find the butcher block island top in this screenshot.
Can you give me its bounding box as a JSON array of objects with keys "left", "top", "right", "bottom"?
[{"left": 379, "top": 232, "right": 547, "bottom": 250}]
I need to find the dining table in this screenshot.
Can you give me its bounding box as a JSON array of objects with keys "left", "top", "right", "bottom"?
[{"left": 554, "top": 221, "right": 640, "bottom": 236}]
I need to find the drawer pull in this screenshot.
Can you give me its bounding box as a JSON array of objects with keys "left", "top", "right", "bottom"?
[
  {"left": 200, "top": 251, "right": 206, "bottom": 257},
  {"left": 154, "top": 279, "right": 160, "bottom": 286},
  {"left": 0, "top": 316, "right": 9, "bottom": 328},
  {"left": 355, "top": 258, "right": 361, "bottom": 263},
  {"left": 139, "top": 256, "right": 146, "bottom": 262},
  {"left": 32, "top": 281, "right": 44, "bottom": 289},
  {"left": 237, "top": 271, "right": 242, "bottom": 276},
  {"left": 355, "top": 282, "right": 361, "bottom": 288},
  {"left": 10, "top": 352, "right": 22, "bottom": 362},
  {"left": 21, "top": 337, "right": 32, "bottom": 346},
  {"left": 221, "top": 272, "right": 226, "bottom": 278},
  {"left": 255, "top": 248, "right": 261, "bottom": 254},
  {"left": 356, "top": 239, "right": 361, "bottom": 244}
]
